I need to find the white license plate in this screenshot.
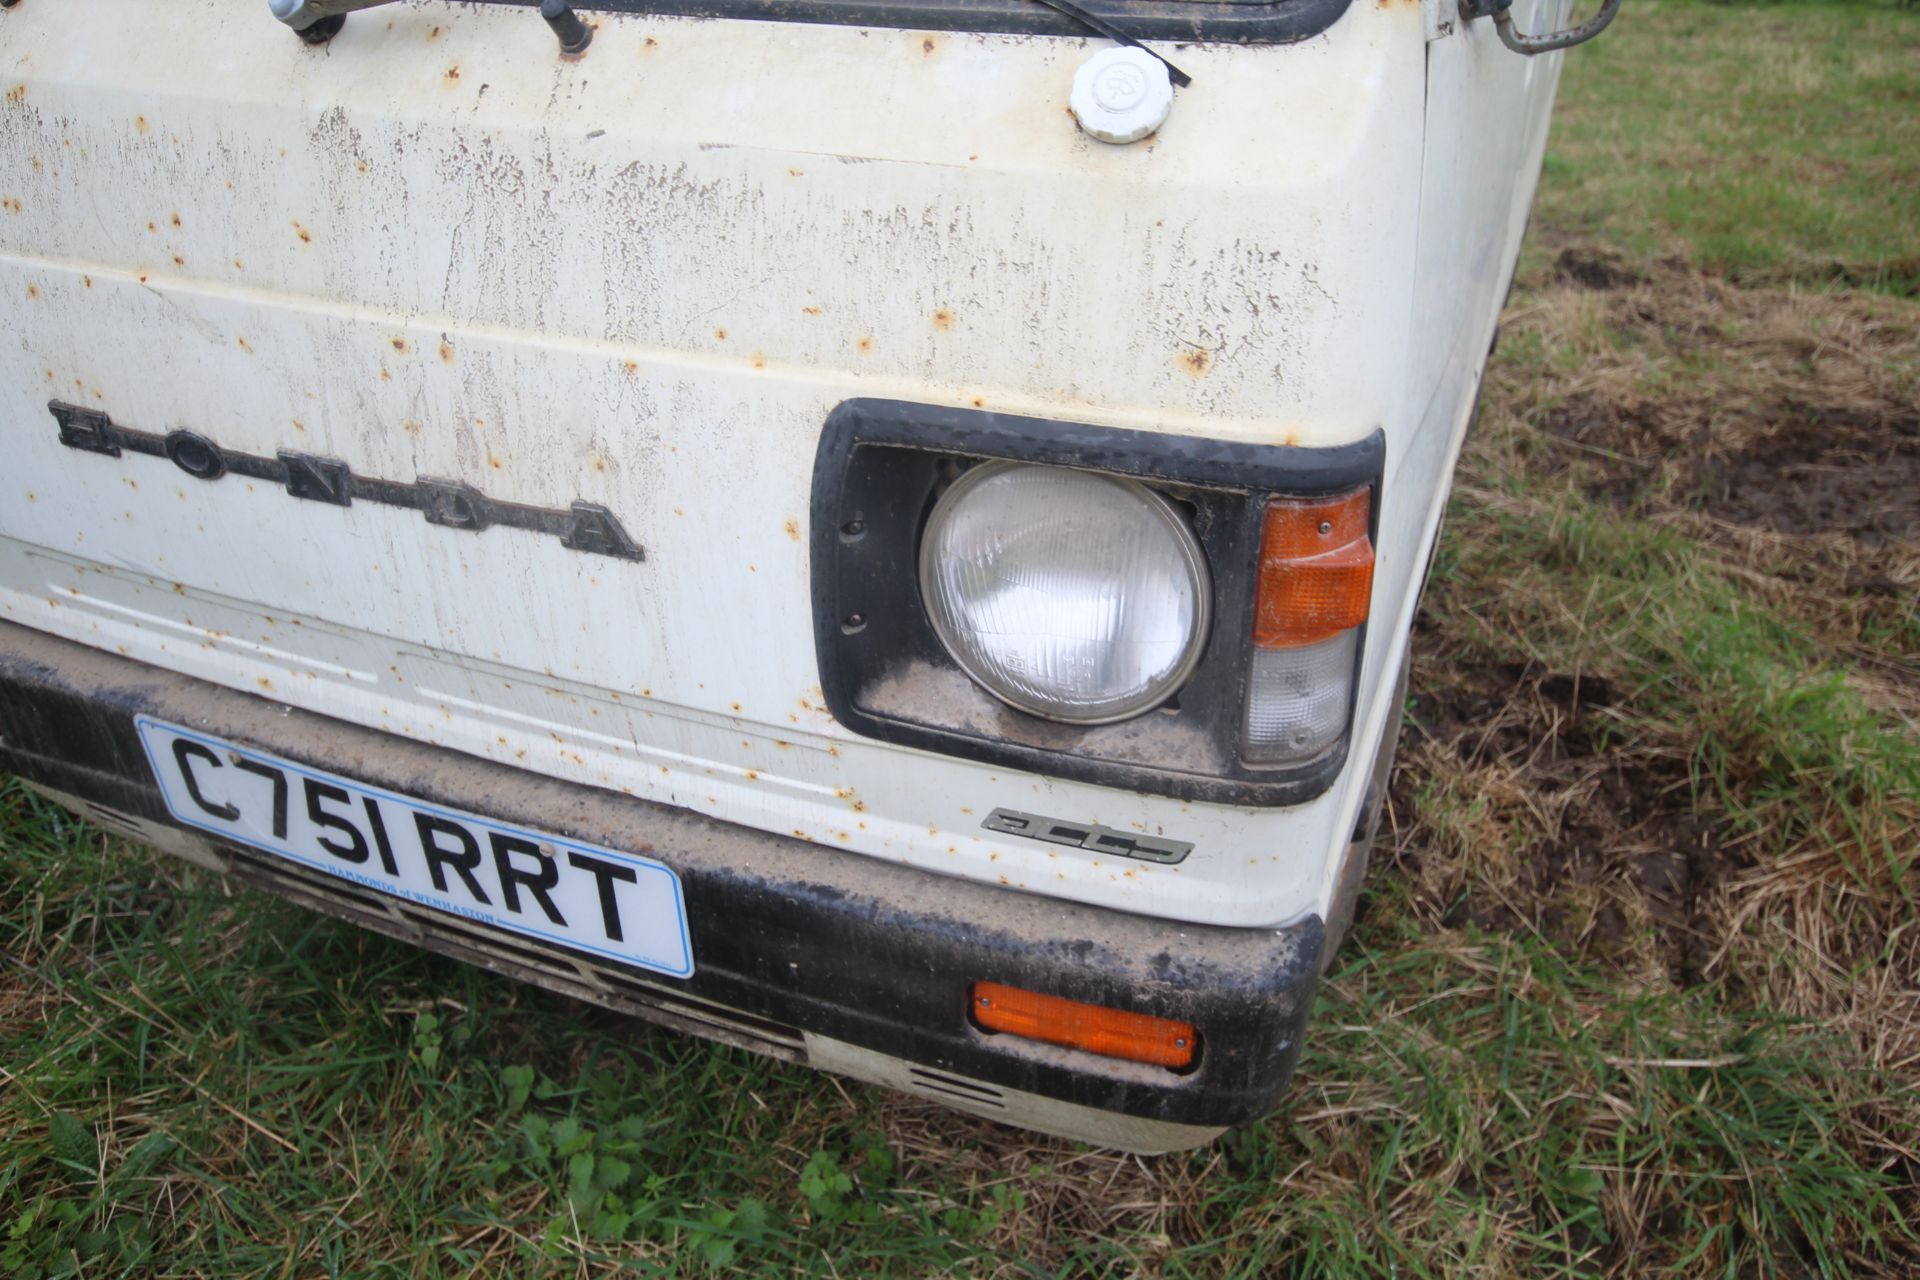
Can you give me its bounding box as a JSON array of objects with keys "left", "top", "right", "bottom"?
[{"left": 136, "top": 716, "right": 693, "bottom": 979}]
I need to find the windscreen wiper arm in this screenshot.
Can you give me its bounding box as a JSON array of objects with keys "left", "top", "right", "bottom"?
[{"left": 1025, "top": 0, "right": 1193, "bottom": 87}]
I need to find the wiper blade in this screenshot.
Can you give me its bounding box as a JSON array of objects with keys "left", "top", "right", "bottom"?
[{"left": 1026, "top": 0, "right": 1193, "bottom": 87}]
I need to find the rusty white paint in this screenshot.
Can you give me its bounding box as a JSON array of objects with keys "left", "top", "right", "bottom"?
[{"left": 0, "top": 0, "right": 1562, "bottom": 930}]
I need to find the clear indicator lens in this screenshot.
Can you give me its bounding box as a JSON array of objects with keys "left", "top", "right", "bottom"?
[
  {"left": 918, "top": 463, "right": 1210, "bottom": 724},
  {"left": 1242, "top": 630, "right": 1358, "bottom": 764}
]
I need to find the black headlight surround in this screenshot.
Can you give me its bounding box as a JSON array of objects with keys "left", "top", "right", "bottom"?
[{"left": 810, "top": 399, "right": 1384, "bottom": 807}]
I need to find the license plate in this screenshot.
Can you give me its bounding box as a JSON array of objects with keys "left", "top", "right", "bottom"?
[{"left": 136, "top": 716, "right": 693, "bottom": 979}]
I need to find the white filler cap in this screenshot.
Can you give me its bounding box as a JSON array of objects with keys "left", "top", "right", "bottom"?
[{"left": 1069, "top": 47, "right": 1174, "bottom": 145}]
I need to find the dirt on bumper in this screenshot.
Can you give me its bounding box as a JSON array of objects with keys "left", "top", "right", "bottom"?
[{"left": 0, "top": 621, "right": 1323, "bottom": 1129}]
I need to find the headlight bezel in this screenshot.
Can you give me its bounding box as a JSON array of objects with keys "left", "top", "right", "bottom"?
[{"left": 811, "top": 399, "right": 1383, "bottom": 807}]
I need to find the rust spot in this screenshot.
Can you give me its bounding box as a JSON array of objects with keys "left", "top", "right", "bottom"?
[
  {"left": 730, "top": 702, "right": 743, "bottom": 712},
  {"left": 146, "top": 221, "right": 157, "bottom": 233},
  {"left": 135, "top": 115, "right": 150, "bottom": 134},
  {"left": 443, "top": 64, "right": 461, "bottom": 85},
  {"left": 0, "top": 198, "right": 21, "bottom": 215},
  {"left": 292, "top": 419, "right": 307, "bottom": 433},
  {"left": 643, "top": 35, "right": 660, "bottom": 49},
  {"left": 81, "top": 275, "right": 91, "bottom": 288},
  {"left": 745, "top": 769, "right": 760, "bottom": 781},
  {"left": 622, "top": 359, "right": 639, "bottom": 374},
  {"left": 357, "top": 160, "right": 369, "bottom": 174},
  {"left": 852, "top": 800, "right": 866, "bottom": 813},
  {"left": 593, "top": 457, "right": 607, "bottom": 472},
  {"left": 293, "top": 220, "right": 313, "bottom": 244},
  {"left": 172, "top": 583, "right": 186, "bottom": 595},
  {"left": 971, "top": 396, "right": 986, "bottom": 408},
  {"left": 783, "top": 519, "right": 800, "bottom": 541},
  {"left": 856, "top": 336, "right": 874, "bottom": 355},
  {"left": 713, "top": 327, "right": 728, "bottom": 341},
  {"left": 378, "top": 368, "right": 391, "bottom": 381},
  {"left": 787, "top": 168, "right": 804, "bottom": 178},
  {"left": 921, "top": 37, "right": 937, "bottom": 54},
  {"left": 4, "top": 85, "right": 25, "bottom": 104},
  {"left": 439, "top": 342, "right": 455, "bottom": 363},
  {"left": 488, "top": 455, "right": 503, "bottom": 470},
  {"left": 391, "top": 337, "right": 410, "bottom": 354},
  {"left": 428, "top": 25, "right": 442, "bottom": 38},
  {"left": 256, "top": 677, "right": 273, "bottom": 691},
  {"left": 752, "top": 352, "right": 767, "bottom": 370},
  {"left": 236, "top": 336, "right": 254, "bottom": 354},
  {"left": 25, "top": 284, "right": 38, "bottom": 299},
  {"left": 233, "top": 259, "right": 245, "bottom": 271},
  {"left": 169, "top": 212, "right": 182, "bottom": 228},
  {"left": 801, "top": 306, "right": 822, "bottom": 317},
  {"left": 172, "top": 254, "right": 185, "bottom": 266},
  {"left": 932, "top": 308, "right": 953, "bottom": 330},
  {"left": 137, "top": 273, "right": 148, "bottom": 284},
  {"left": 1179, "top": 347, "right": 1212, "bottom": 376}
]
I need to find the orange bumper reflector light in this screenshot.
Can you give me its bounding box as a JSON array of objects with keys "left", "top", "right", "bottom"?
[
  {"left": 970, "top": 981, "right": 1197, "bottom": 1070},
  {"left": 1252, "top": 489, "right": 1376, "bottom": 648}
]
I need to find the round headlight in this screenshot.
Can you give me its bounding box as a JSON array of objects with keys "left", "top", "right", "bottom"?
[{"left": 917, "top": 463, "right": 1210, "bottom": 724}]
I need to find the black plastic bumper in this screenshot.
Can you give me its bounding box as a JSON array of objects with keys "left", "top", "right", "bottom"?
[{"left": 0, "top": 621, "right": 1323, "bottom": 1129}]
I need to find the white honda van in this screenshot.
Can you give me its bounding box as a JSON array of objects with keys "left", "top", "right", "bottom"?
[{"left": 0, "top": 0, "right": 1609, "bottom": 1150}]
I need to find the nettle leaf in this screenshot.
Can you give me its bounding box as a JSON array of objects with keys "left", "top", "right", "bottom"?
[
  {"left": 520, "top": 1114, "right": 552, "bottom": 1159},
  {"left": 1556, "top": 1166, "right": 1606, "bottom": 1201},
  {"left": 568, "top": 1151, "right": 596, "bottom": 1196},
  {"left": 598, "top": 1155, "right": 634, "bottom": 1192},
  {"left": 591, "top": 1208, "right": 633, "bottom": 1239},
  {"left": 731, "top": 1198, "right": 772, "bottom": 1243},
  {"left": 549, "top": 1116, "right": 584, "bottom": 1154},
  {"left": 48, "top": 1113, "right": 97, "bottom": 1176},
  {"left": 501, "top": 1065, "right": 535, "bottom": 1111}
]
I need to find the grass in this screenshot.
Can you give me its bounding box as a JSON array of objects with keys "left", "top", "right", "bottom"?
[
  {"left": 4, "top": 0, "right": 1918, "bottom": 1275},
  {"left": 1534, "top": 0, "right": 1920, "bottom": 293}
]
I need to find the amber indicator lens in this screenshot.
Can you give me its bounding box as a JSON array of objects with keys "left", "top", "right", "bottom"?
[
  {"left": 1251, "top": 489, "right": 1375, "bottom": 649},
  {"left": 970, "top": 980, "right": 1197, "bottom": 1070}
]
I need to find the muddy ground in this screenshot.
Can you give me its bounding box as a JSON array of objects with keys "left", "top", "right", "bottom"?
[{"left": 1381, "top": 246, "right": 1918, "bottom": 1005}]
